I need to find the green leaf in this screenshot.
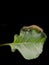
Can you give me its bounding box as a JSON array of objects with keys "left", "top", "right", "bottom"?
[
  {"left": 0, "top": 25, "right": 47, "bottom": 60},
  {"left": 9, "top": 26, "right": 47, "bottom": 60}
]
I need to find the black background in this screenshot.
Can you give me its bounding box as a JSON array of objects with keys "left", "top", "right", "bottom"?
[{"left": 0, "top": 16, "right": 49, "bottom": 65}]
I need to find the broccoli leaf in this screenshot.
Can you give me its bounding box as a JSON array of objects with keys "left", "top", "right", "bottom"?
[{"left": 0, "top": 25, "right": 47, "bottom": 60}]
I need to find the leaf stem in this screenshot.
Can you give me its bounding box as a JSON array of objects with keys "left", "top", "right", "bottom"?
[{"left": 0, "top": 43, "right": 11, "bottom": 47}]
